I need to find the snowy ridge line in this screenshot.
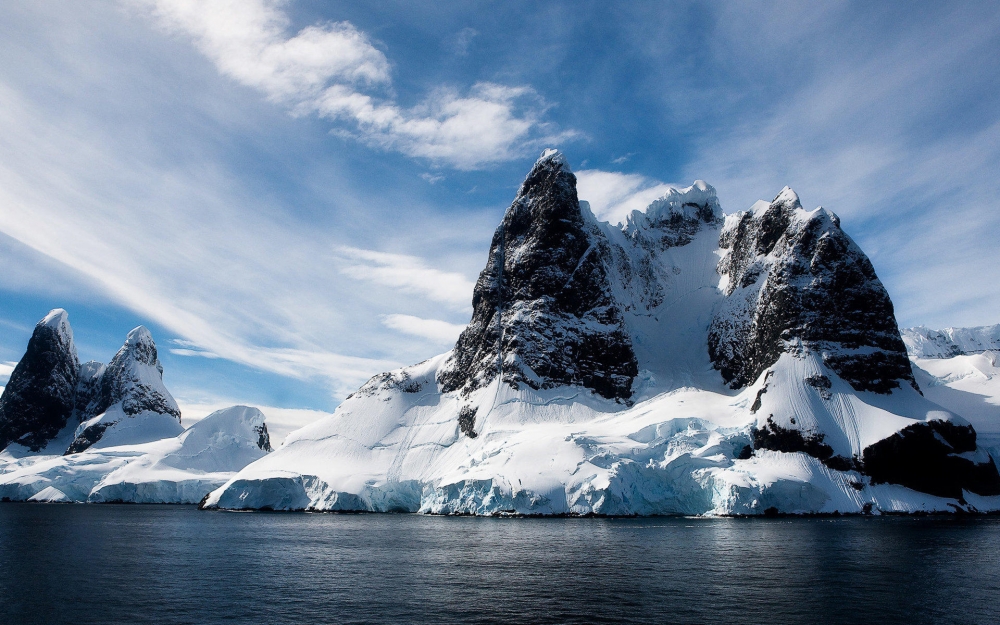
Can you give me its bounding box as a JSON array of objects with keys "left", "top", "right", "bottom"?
[{"left": 902, "top": 325, "right": 1000, "bottom": 359}]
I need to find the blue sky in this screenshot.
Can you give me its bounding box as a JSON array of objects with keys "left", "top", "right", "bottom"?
[{"left": 1, "top": 1, "right": 999, "bottom": 429}]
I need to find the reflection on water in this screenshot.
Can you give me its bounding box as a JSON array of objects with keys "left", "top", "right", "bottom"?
[{"left": 1, "top": 505, "right": 998, "bottom": 624}]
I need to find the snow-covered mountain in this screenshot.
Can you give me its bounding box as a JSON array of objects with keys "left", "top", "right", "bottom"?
[
  {"left": 0, "top": 406, "right": 272, "bottom": 503},
  {"left": 0, "top": 311, "right": 274, "bottom": 502},
  {"left": 904, "top": 328, "right": 1000, "bottom": 469},
  {"left": 204, "top": 150, "right": 1000, "bottom": 515},
  {"left": 65, "top": 326, "right": 183, "bottom": 454}
]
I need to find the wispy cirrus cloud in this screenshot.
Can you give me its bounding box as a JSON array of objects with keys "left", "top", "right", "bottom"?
[
  {"left": 138, "top": 0, "right": 576, "bottom": 169},
  {"left": 333, "top": 246, "right": 475, "bottom": 312},
  {"left": 380, "top": 314, "right": 465, "bottom": 345}
]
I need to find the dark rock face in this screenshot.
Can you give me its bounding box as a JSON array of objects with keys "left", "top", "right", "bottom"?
[
  {"left": 709, "top": 188, "right": 916, "bottom": 394},
  {"left": 64, "top": 422, "right": 110, "bottom": 455},
  {"left": 439, "top": 150, "right": 638, "bottom": 401},
  {"left": 862, "top": 420, "right": 1000, "bottom": 499},
  {"left": 255, "top": 423, "right": 272, "bottom": 452},
  {"left": 0, "top": 311, "right": 80, "bottom": 451},
  {"left": 751, "top": 416, "right": 859, "bottom": 472},
  {"left": 458, "top": 406, "right": 478, "bottom": 438},
  {"left": 753, "top": 416, "right": 835, "bottom": 461}
]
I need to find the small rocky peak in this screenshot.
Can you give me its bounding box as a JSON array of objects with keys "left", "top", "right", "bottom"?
[
  {"left": 90, "top": 325, "right": 180, "bottom": 421},
  {"left": 771, "top": 186, "right": 802, "bottom": 210},
  {"left": 509, "top": 148, "right": 577, "bottom": 226},
  {"left": 0, "top": 309, "right": 81, "bottom": 451},
  {"left": 623, "top": 180, "right": 723, "bottom": 249},
  {"left": 120, "top": 326, "right": 161, "bottom": 372},
  {"left": 751, "top": 187, "right": 803, "bottom": 257}
]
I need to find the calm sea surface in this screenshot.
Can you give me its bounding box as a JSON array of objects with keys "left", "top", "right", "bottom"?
[{"left": 1, "top": 504, "right": 998, "bottom": 625}]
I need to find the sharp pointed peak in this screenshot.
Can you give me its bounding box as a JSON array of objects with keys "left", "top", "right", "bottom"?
[
  {"left": 772, "top": 186, "right": 802, "bottom": 208},
  {"left": 39, "top": 308, "right": 69, "bottom": 330},
  {"left": 535, "top": 148, "right": 570, "bottom": 172}
]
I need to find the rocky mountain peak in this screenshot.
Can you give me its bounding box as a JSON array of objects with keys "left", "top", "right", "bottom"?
[
  {"left": 0, "top": 309, "right": 81, "bottom": 451},
  {"left": 65, "top": 325, "right": 181, "bottom": 454},
  {"left": 439, "top": 148, "right": 638, "bottom": 402},
  {"left": 121, "top": 326, "right": 161, "bottom": 371},
  {"left": 710, "top": 188, "right": 916, "bottom": 393}
]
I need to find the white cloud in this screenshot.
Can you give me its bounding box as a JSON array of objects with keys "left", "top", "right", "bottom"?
[
  {"left": 380, "top": 314, "right": 465, "bottom": 344},
  {"left": 0, "top": 71, "right": 440, "bottom": 399},
  {"left": 334, "top": 246, "right": 475, "bottom": 312},
  {"left": 446, "top": 27, "right": 478, "bottom": 57},
  {"left": 0, "top": 361, "right": 17, "bottom": 383},
  {"left": 576, "top": 169, "right": 680, "bottom": 225},
  {"left": 139, "top": 0, "right": 574, "bottom": 169}
]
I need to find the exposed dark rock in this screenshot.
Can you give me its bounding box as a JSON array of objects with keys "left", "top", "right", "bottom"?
[
  {"left": 709, "top": 188, "right": 917, "bottom": 394},
  {"left": 753, "top": 415, "right": 835, "bottom": 461},
  {"left": 0, "top": 310, "right": 80, "bottom": 451},
  {"left": 750, "top": 371, "right": 773, "bottom": 413},
  {"left": 804, "top": 374, "right": 832, "bottom": 400},
  {"left": 458, "top": 406, "right": 478, "bottom": 438},
  {"left": 439, "top": 150, "right": 638, "bottom": 401},
  {"left": 862, "top": 420, "right": 1000, "bottom": 499},
  {"left": 64, "top": 422, "right": 110, "bottom": 455},
  {"left": 255, "top": 423, "right": 272, "bottom": 452},
  {"left": 736, "top": 444, "right": 753, "bottom": 460},
  {"left": 355, "top": 370, "right": 422, "bottom": 397}
]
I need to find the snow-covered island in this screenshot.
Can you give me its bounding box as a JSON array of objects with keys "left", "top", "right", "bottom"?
[
  {"left": 0, "top": 310, "right": 272, "bottom": 503},
  {"left": 3, "top": 149, "right": 999, "bottom": 515}
]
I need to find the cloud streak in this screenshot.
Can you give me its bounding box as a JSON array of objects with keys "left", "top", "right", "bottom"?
[
  {"left": 333, "top": 246, "right": 475, "bottom": 312},
  {"left": 380, "top": 314, "right": 465, "bottom": 345},
  {"left": 140, "top": 0, "right": 575, "bottom": 169}
]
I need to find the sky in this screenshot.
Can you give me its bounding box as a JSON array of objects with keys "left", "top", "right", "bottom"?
[{"left": 1, "top": 1, "right": 999, "bottom": 435}]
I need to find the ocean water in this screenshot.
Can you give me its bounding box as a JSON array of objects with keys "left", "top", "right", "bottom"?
[{"left": 1, "top": 505, "right": 998, "bottom": 624}]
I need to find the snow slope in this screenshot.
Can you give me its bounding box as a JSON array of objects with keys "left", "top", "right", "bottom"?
[
  {"left": 205, "top": 351, "right": 991, "bottom": 515},
  {"left": 205, "top": 150, "right": 1000, "bottom": 515},
  {"left": 0, "top": 406, "right": 272, "bottom": 503},
  {"left": 910, "top": 350, "right": 1000, "bottom": 460}
]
